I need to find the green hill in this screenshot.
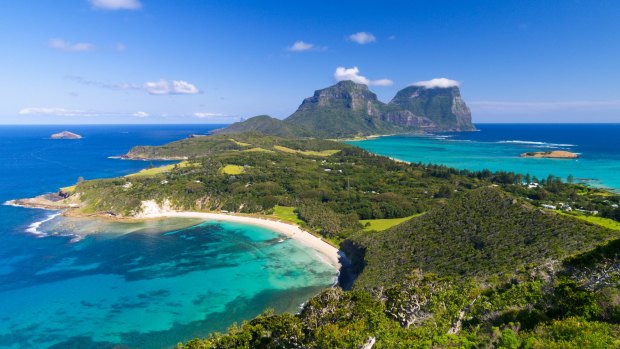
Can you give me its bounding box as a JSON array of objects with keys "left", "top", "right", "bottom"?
[
  {"left": 214, "top": 115, "right": 311, "bottom": 138},
  {"left": 350, "top": 187, "right": 618, "bottom": 289}
]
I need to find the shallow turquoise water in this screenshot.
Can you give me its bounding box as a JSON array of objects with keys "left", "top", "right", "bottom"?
[
  {"left": 0, "top": 218, "right": 336, "bottom": 349},
  {"left": 350, "top": 124, "right": 620, "bottom": 191},
  {"left": 0, "top": 126, "right": 337, "bottom": 349}
]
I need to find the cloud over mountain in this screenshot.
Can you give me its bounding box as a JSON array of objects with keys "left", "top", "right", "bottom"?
[
  {"left": 412, "top": 78, "right": 460, "bottom": 88},
  {"left": 334, "top": 67, "right": 393, "bottom": 86}
]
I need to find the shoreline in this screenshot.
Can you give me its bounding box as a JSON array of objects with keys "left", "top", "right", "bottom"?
[
  {"left": 6, "top": 197, "right": 343, "bottom": 272},
  {"left": 137, "top": 211, "right": 343, "bottom": 270}
]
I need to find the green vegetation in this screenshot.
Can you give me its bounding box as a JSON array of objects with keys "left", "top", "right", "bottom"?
[
  {"left": 350, "top": 187, "right": 618, "bottom": 289},
  {"left": 271, "top": 205, "right": 303, "bottom": 225},
  {"left": 56, "top": 131, "right": 620, "bottom": 348},
  {"left": 360, "top": 214, "right": 421, "bottom": 231}
]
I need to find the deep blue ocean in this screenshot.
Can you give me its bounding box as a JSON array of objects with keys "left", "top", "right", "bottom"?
[
  {"left": 0, "top": 125, "right": 337, "bottom": 349},
  {"left": 351, "top": 124, "right": 620, "bottom": 192}
]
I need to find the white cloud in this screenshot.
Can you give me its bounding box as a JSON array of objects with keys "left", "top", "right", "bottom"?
[
  {"left": 48, "top": 38, "right": 95, "bottom": 52},
  {"left": 333, "top": 66, "right": 393, "bottom": 86},
  {"left": 288, "top": 41, "right": 314, "bottom": 52},
  {"left": 287, "top": 41, "right": 326, "bottom": 52},
  {"left": 412, "top": 78, "right": 460, "bottom": 88},
  {"left": 19, "top": 107, "right": 154, "bottom": 117},
  {"left": 348, "top": 32, "right": 376, "bottom": 44},
  {"left": 143, "top": 80, "right": 200, "bottom": 95},
  {"left": 194, "top": 112, "right": 224, "bottom": 118},
  {"left": 19, "top": 107, "right": 101, "bottom": 117},
  {"left": 66, "top": 76, "right": 201, "bottom": 96},
  {"left": 90, "top": 0, "right": 142, "bottom": 10}
]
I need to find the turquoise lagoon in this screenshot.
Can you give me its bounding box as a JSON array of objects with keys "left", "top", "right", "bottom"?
[
  {"left": 350, "top": 124, "right": 620, "bottom": 192},
  {"left": 0, "top": 126, "right": 336, "bottom": 349}
]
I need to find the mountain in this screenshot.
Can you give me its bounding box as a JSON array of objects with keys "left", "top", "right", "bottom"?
[
  {"left": 213, "top": 115, "right": 310, "bottom": 138},
  {"left": 387, "top": 85, "right": 475, "bottom": 131},
  {"left": 285, "top": 81, "right": 402, "bottom": 138},
  {"left": 216, "top": 80, "right": 475, "bottom": 138}
]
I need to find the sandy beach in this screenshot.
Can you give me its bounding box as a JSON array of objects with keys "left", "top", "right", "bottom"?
[{"left": 134, "top": 202, "right": 342, "bottom": 270}]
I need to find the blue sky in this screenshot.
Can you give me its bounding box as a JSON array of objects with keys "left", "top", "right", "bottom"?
[{"left": 1, "top": 0, "right": 619, "bottom": 124}]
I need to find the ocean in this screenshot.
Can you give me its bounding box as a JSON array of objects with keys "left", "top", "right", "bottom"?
[
  {"left": 350, "top": 124, "right": 620, "bottom": 192},
  {"left": 0, "top": 125, "right": 337, "bottom": 349}
]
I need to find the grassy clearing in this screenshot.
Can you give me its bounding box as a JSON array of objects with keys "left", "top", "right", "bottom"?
[
  {"left": 272, "top": 205, "right": 304, "bottom": 225},
  {"left": 126, "top": 161, "right": 193, "bottom": 177},
  {"left": 273, "top": 145, "right": 340, "bottom": 157},
  {"left": 229, "top": 138, "right": 251, "bottom": 147},
  {"left": 360, "top": 214, "right": 423, "bottom": 232},
  {"left": 558, "top": 211, "right": 620, "bottom": 232},
  {"left": 242, "top": 147, "right": 274, "bottom": 153},
  {"left": 221, "top": 164, "right": 245, "bottom": 175}
]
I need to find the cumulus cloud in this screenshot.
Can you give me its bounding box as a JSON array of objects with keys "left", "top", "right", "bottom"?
[
  {"left": 48, "top": 38, "right": 95, "bottom": 52},
  {"left": 412, "top": 78, "right": 460, "bottom": 88},
  {"left": 66, "top": 76, "right": 201, "bottom": 95},
  {"left": 333, "top": 67, "right": 393, "bottom": 86},
  {"left": 348, "top": 32, "right": 376, "bottom": 44},
  {"left": 90, "top": 0, "right": 142, "bottom": 10},
  {"left": 133, "top": 111, "right": 149, "bottom": 117},
  {"left": 143, "top": 80, "right": 200, "bottom": 95},
  {"left": 194, "top": 112, "right": 224, "bottom": 118}
]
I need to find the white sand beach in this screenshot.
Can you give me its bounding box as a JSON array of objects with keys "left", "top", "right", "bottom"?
[{"left": 135, "top": 201, "right": 342, "bottom": 270}]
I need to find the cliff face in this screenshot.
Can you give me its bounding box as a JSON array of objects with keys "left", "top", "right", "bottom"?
[{"left": 388, "top": 86, "right": 475, "bottom": 131}]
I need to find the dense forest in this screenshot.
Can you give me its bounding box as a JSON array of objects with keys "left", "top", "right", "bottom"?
[{"left": 59, "top": 132, "right": 620, "bottom": 348}]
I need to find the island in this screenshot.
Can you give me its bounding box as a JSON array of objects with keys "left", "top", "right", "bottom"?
[
  {"left": 51, "top": 131, "right": 82, "bottom": 139},
  {"left": 520, "top": 150, "right": 579, "bottom": 158},
  {"left": 10, "top": 81, "right": 620, "bottom": 348}
]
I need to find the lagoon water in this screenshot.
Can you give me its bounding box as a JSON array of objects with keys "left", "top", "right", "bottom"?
[
  {"left": 351, "top": 124, "right": 620, "bottom": 192},
  {"left": 0, "top": 126, "right": 337, "bottom": 349}
]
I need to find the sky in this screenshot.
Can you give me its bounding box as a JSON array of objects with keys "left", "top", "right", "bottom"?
[{"left": 0, "top": 0, "right": 619, "bottom": 124}]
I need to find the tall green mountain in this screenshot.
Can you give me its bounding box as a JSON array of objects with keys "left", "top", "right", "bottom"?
[
  {"left": 216, "top": 80, "right": 475, "bottom": 138},
  {"left": 284, "top": 81, "right": 402, "bottom": 138}
]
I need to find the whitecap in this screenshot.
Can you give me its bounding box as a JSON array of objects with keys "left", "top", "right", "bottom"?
[{"left": 25, "top": 212, "right": 62, "bottom": 236}]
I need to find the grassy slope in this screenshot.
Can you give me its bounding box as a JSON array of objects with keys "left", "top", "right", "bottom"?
[{"left": 360, "top": 214, "right": 422, "bottom": 231}]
